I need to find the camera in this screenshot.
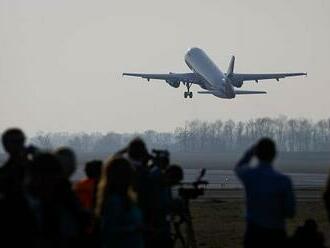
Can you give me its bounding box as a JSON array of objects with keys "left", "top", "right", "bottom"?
[
  {"left": 150, "top": 149, "right": 170, "bottom": 169},
  {"left": 170, "top": 169, "right": 208, "bottom": 248},
  {"left": 178, "top": 187, "right": 205, "bottom": 200},
  {"left": 178, "top": 169, "right": 208, "bottom": 200},
  {"left": 25, "top": 144, "right": 40, "bottom": 160}
]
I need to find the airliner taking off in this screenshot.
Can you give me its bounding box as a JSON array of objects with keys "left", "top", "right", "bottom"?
[{"left": 123, "top": 48, "right": 307, "bottom": 99}]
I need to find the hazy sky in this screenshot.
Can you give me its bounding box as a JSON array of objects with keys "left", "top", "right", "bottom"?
[{"left": 0, "top": 0, "right": 329, "bottom": 135}]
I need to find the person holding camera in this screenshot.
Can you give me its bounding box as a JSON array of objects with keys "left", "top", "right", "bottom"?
[
  {"left": 234, "top": 138, "right": 296, "bottom": 248},
  {"left": 149, "top": 162, "right": 183, "bottom": 248}
]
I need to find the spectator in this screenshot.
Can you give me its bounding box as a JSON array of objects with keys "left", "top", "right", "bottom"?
[
  {"left": 96, "top": 156, "right": 144, "bottom": 248},
  {"left": 28, "top": 153, "right": 86, "bottom": 248},
  {"left": 0, "top": 128, "right": 37, "bottom": 247},
  {"left": 74, "top": 160, "right": 103, "bottom": 247},
  {"left": 117, "top": 138, "right": 153, "bottom": 230},
  {"left": 323, "top": 171, "right": 330, "bottom": 222},
  {"left": 55, "top": 147, "right": 77, "bottom": 180},
  {"left": 148, "top": 164, "right": 183, "bottom": 248},
  {"left": 74, "top": 160, "right": 103, "bottom": 211},
  {"left": 0, "top": 128, "right": 29, "bottom": 195},
  {"left": 234, "top": 138, "right": 296, "bottom": 248}
]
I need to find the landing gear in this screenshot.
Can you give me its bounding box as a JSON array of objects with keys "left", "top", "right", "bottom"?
[
  {"left": 184, "top": 83, "right": 193, "bottom": 99},
  {"left": 184, "top": 92, "right": 193, "bottom": 98}
]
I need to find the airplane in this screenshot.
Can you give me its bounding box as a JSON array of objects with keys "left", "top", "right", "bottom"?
[{"left": 123, "top": 47, "right": 307, "bottom": 99}]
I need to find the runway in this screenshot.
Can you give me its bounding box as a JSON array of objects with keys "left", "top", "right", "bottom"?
[{"left": 183, "top": 169, "right": 328, "bottom": 189}]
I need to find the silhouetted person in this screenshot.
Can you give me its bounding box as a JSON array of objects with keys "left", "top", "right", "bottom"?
[
  {"left": 74, "top": 160, "right": 103, "bottom": 247},
  {"left": 323, "top": 172, "right": 330, "bottom": 222},
  {"left": 55, "top": 147, "right": 77, "bottom": 180},
  {"left": 289, "top": 219, "right": 326, "bottom": 248},
  {"left": 96, "top": 156, "right": 144, "bottom": 248},
  {"left": 118, "top": 138, "right": 153, "bottom": 222},
  {"left": 0, "top": 128, "right": 37, "bottom": 247},
  {"left": 74, "top": 160, "right": 103, "bottom": 211},
  {"left": 234, "top": 138, "right": 296, "bottom": 248},
  {"left": 0, "top": 128, "right": 29, "bottom": 195},
  {"left": 28, "top": 153, "right": 86, "bottom": 248},
  {"left": 148, "top": 164, "right": 183, "bottom": 248}
]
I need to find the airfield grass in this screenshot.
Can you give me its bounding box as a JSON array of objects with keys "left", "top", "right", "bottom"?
[{"left": 188, "top": 194, "right": 330, "bottom": 248}]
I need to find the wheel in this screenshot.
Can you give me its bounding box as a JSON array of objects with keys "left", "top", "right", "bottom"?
[{"left": 189, "top": 92, "right": 193, "bottom": 98}]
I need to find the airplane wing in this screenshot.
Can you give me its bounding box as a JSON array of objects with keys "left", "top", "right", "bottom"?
[
  {"left": 231, "top": 72, "right": 307, "bottom": 83},
  {"left": 122, "top": 72, "right": 200, "bottom": 84}
]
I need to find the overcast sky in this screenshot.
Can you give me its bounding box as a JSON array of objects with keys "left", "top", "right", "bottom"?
[{"left": 0, "top": 0, "right": 329, "bottom": 135}]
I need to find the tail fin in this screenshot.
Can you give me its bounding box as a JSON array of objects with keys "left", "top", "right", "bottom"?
[{"left": 226, "top": 56, "right": 235, "bottom": 76}]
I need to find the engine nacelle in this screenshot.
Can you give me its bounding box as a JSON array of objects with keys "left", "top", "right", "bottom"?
[
  {"left": 166, "top": 80, "right": 180, "bottom": 88},
  {"left": 232, "top": 81, "right": 243, "bottom": 88}
]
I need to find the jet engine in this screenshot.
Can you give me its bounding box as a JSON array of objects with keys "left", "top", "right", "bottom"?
[
  {"left": 231, "top": 81, "right": 243, "bottom": 88},
  {"left": 166, "top": 80, "right": 180, "bottom": 88}
]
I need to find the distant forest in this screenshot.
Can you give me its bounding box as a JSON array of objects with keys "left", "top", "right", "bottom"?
[{"left": 2, "top": 117, "right": 330, "bottom": 156}]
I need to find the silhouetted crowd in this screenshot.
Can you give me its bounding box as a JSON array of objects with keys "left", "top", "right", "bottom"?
[{"left": 0, "top": 128, "right": 330, "bottom": 248}]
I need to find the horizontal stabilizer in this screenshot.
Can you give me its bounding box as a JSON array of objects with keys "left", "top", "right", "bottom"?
[
  {"left": 234, "top": 90, "right": 267, "bottom": 95},
  {"left": 197, "top": 91, "right": 216, "bottom": 94}
]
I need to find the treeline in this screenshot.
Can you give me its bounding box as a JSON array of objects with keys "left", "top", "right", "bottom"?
[{"left": 3, "top": 117, "right": 330, "bottom": 156}]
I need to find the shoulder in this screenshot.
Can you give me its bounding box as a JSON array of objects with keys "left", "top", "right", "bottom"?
[
  {"left": 234, "top": 164, "right": 255, "bottom": 180},
  {"left": 234, "top": 163, "right": 252, "bottom": 174},
  {"left": 74, "top": 179, "right": 93, "bottom": 190},
  {"left": 273, "top": 170, "right": 293, "bottom": 187}
]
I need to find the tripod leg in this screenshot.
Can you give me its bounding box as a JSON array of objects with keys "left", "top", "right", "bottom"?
[
  {"left": 173, "top": 222, "right": 186, "bottom": 248},
  {"left": 184, "top": 201, "right": 198, "bottom": 248},
  {"left": 185, "top": 220, "right": 198, "bottom": 248}
]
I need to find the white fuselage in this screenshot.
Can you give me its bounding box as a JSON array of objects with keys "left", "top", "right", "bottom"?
[{"left": 184, "top": 47, "right": 235, "bottom": 98}]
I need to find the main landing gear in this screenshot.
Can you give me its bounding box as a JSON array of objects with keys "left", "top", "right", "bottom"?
[
  {"left": 184, "top": 83, "right": 193, "bottom": 99},
  {"left": 184, "top": 92, "right": 193, "bottom": 98}
]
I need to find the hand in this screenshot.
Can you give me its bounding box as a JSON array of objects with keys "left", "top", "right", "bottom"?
[
  {"left": 116, "top": 147, "right": 128, "bottom": 155},
  {"left": 245, "top": 145, "right": 256, "bottom": 157}
]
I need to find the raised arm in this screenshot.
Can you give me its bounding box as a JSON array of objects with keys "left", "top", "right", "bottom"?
[{"left": 234, "top": 146, "right": 255, "bottom": 178}]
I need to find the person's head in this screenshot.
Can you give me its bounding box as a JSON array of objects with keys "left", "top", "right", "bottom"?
[
  {"left": 164, "top": 164, "right": 183, "bottom": 186},
  {"left": 85, "top": 160, "right": 102, "bottom": 180},
  {"left": 127, "top": 137, "right": 150, "bottom": 163},
  {"left": 2, "top": 128, "right": 26, "bottom": 156},
  {"left": 55, "top": 147, "right": 77, "bottom": 179},
  {"left": 255, "top": 138, "right": 277, "bottom": 163}
]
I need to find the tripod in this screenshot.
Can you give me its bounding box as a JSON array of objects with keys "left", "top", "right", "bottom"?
[
  {"left": 171, "top": 169, "right": 208, "bottom": 248},
  {"left": 171, "top": 197, "right": 198, "bottom": 248}
]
